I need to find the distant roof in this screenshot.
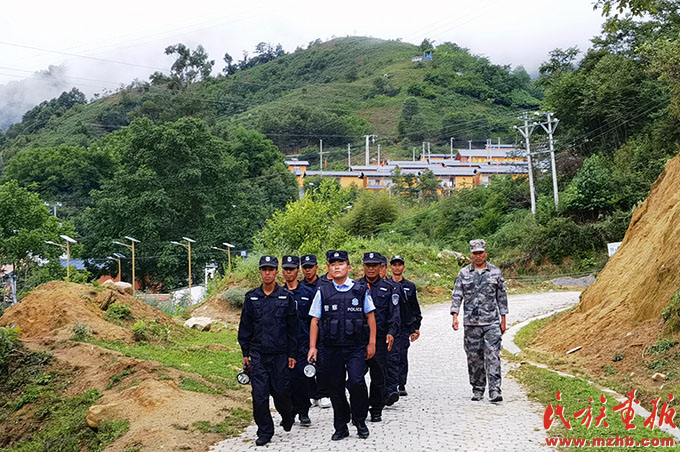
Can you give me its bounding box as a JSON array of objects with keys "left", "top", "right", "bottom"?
[
  {"left": 285, "top": 160, "right": 310, "bottom": 166},
  {"left": 304, "top": 171, "right": 364, "bottom": 177},
  {"left": 475, "top": 164, "right": 528, "bottom": 174},
  {"left": 457, "top": 149, "right": 526, "bottom": 158},
  {"left": 485, "top": 144, "right": 516, "bottom": 149}
]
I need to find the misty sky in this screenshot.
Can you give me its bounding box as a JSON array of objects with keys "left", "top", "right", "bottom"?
[{"left": 0, "top": 0, "right": 606, "bottom": 124}]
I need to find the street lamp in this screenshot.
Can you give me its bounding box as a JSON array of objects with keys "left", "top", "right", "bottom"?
[
  {"left": 211, "top": 242, "right": 235, "bottom": 272},
  {"left": 171, "top": 237, "right": 196, "bottom": 295},
  {"left": 113, "top": 236, "right": 139, "bottom": 291},
  {"left": 45, "top": 234, "right": 77, "bottom": 280},
  {"left": 107, "top": 253, "right": 125, "bottom": 282}
]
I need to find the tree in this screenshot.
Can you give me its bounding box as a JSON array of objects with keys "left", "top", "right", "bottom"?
[
  {"left": 150, "top": 44, "right": 214, "bottom": 89},
  {"left": 418, "top": 170, "right": 439, "bottom": 202},
  {"left": 536, "top": 47, "right": 580, "bottom": 89},
  {"left": 419, "top": 38, "right": 435, "bottom": 52},
  {"left": 397, "top": 98, "right": 426, "bottom": 142},
  {"left": 222, "top": 52, "right": 237, "bottom": 75},
  {"left": 344, "top": 191, "right": 398, "bottom": 236},
  {"left": 0, "top": 180, "right": 74, "bottom": 287},
  {"left": 563, "top": 154, "right": 615, "bottom": 217}
]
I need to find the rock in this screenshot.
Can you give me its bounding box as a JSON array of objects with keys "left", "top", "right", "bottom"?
[
  {"left": 626, "top": 332, "right": 633, "bottom": 337},
  {"left": 183, "top": 316, "right": 214, "bottom": 331},
  {"left": 652, "top": 372, "right": 666, "bottom": 381},
  {"left": 102, "top": 280, "right": 115, "bottom": 288},
  {"left": 96, "top": 291, "right": 115, "bottom": 311},
  {"left": 437, "top": 249, "right": 470, "bottom": 266},
  {"left": 433, "top": 273, "right": 441, "bottom": 278},
  {"left": 113, "top": 281, "right": 133, "bottom": 295}
]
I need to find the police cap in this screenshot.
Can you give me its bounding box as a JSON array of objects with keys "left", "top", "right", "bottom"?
[
  {"left": 301, "top": 254, "right": 318, "bottom": 267},
  {"left": 390, "top": 255, "right": 405, "bottom": 265},
  {"left": 362, "top": 252, "right": 383, "bottom": 264},
  {"left": 327, "top": 250, "right": 349, "bottom": 263},
  {"left": 281, "top": 255, "right": 300, "bottom": 269},
  {"left": 259, "top": 255, "right": 278, "bottom": 269}
]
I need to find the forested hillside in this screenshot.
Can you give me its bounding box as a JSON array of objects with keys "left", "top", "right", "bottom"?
[{"left": 1, "top": 1, "right": 679, "bottom": 295}]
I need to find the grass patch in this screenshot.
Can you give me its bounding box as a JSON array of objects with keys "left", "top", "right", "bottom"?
[
  {"left": 192, "top": 408, "right": 252, "bottom": 436},
  {"left": 179, "top": 376, "right": 220, "bottom": 394},
  {"left": 71, "top": 323, "right": 92, "bottom": 342},
  {"left": 513, "top": 315, "right": 557, "bottom": 350},
  {"left": 648, "top": 338, "right": 679, "bottom": 355},
  {"left": 93, "top": 328, "right": 242, "bottom": 392},
  {"left": 511, "top": 364, "right": 678, "bottom": 451},
  {"left": 105, "top": 368, "right": 137, "bottom": 390},
  {"left": 105, "top": 302, "right": 133, "bottom": 323},
  {"left": 2, "top": 389, "right": 129, "bottom": 452}
]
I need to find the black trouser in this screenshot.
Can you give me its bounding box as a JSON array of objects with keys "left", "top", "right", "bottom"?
[
  {"left": 366, "top": 336, "right": 388, "bottom": 415},
  {"left": 311, "top": 345, "right": 330, "bottom": 399},
  {"left": 250, "top": 351, "right": 294, "bottom": 439},
  {"left": 291, "top": 346, "right": 312, "bottom": 416},
  {"left": 386, "top": 330, "right": 410, "bottom": 394},
  {"left": 324, "top": 345, "right": 369, "bottom": 431}
]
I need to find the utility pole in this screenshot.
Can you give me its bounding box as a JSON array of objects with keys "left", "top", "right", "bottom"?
[
  {"left": 319, "top": 139, "right": 323, "bottom": 170},
  {"left": 422, "top": 141, "right": 426, "bottom": 160},
  {"left": 377, "top": 144, "right": 381, "bottom": 165},
  {"left": 44, "top": 201, "right": 63, "bottom": 218},
  {"left": 347, "top": 143, "right": 351, "bottom": 168},
  {"left": 413, "top": 147, "right": 416, "bottom": 161},
  {"left": 427, "top": 142, "right": 431, "bottom": 162},
  {"left": 468, "top": 140, "right": 472, "bottom": 150},
  {"left": 514, "top": 113, "right": 537, "bottom": 215},
  {"left": 450, "top": 137, "right": 454, "bottom": 159},
  {"left": 539, "top": 112, "right": 560, "bottom": 208},
  {"left": 365, "top": 135, "right": 376, "bottom": 165}
]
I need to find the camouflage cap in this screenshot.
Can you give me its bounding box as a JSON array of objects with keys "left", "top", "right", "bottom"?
[{"left": 469, "top": 239, "right": 486, "bottom": 253}]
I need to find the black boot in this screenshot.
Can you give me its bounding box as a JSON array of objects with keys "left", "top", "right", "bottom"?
[{"left": 355, "top": 420, "right": 369, "bottom": 439}]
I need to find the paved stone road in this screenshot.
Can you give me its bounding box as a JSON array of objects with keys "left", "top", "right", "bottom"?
[{"left": 210, "top": 291, "right": 581, "bottom": 452}]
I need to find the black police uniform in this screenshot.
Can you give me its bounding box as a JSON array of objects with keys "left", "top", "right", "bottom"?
[
  {"left": 387, "top": 265, "right": 422, "bottom": 396},
  {"left": 237, "top": 256, "right": 298, "bottom": 443},
  {"left": 314, "top": 251, "right": 372, "bottom": 437},
  {"left": 282, "top": 255, "right": 316, "bottom": 422},
  {"left": 358, "top": 252, "right": 400, "bottom": 420}
]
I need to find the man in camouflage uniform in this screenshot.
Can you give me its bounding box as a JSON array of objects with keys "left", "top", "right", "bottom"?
[{"left": 451, "top": 239, "right": 508, "bottom": 402}]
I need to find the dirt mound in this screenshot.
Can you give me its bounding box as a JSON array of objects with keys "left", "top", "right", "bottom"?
[
  {"left": 0, "top": 281, "right": 172, "bottom": 343},
  {"left": 535, "top": 153, "right": 680, "bottom": 367},
  {"left": 190, "top": 295, "right": 241, "bottom": 326}
]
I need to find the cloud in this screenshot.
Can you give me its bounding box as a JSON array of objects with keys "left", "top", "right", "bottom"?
[{"left": 0, "top": 66, "right": 73, "bottom": 131}]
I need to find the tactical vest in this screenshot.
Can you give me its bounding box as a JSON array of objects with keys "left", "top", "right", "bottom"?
[{"left": 319, "top": 280, "right": 369, "bottom": 347}]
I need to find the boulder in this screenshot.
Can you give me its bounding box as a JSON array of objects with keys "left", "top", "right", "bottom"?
[
  {"left": 102, "top": 279, "right": 115, "bottom": 288},
  {"left": 183, "top": 316, "right": 214, "bottom": 331},
  {"left": 438, "top": 249, "right": 471, "bottom": 266},
  {"left": 114, "top": 281, "right": 133, "bottom": 295}
]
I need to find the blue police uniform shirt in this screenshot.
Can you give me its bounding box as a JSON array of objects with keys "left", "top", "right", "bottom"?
[{"left": 309, "top": 277, "right": 375, "bottom": 319}]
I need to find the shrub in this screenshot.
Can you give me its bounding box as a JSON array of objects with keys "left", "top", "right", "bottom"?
[
  {"left": 0, "top": 326, "right": 20, "bottom": 368},
  {"left": 132, "top": 319, "right": 170, "bottom": 343},
  {"left": 222, "top": 287, "right": 248, "bottom": 309},
  {"left": 106, "top": 302, "right": 133, "bottom": 322},
  {"left": 72, "top": 323, "right": 92, "bottom": 342}
]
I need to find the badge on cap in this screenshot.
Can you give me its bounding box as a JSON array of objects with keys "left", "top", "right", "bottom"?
[
  {"left": 369, "top": 252, "right": 374, "bottom": 258},
  {"left": 265, "top": 256, "right": 271, "bottom": 262},
  {"left": 287, "top": 257, "right": 292, "bottom": 262},
  {"left": 334, "top": 252, "right": 339, "bottom": 257},
  {"left": 392, "top": 294, "right": 399, "bottom": 306},
  {"left": 305, "top": 256, "right": 310, "bottom": 261},
  {"left": 352, "top": 298, "right": 359, "bottom": 306}
]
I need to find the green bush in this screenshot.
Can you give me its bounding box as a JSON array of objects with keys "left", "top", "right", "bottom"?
[
  {"left": 72, "top": 323, "right": 92, "bottom": 342},
  {"left": 106, "top": 302, "right": 133, "bottom": 322},
  {"left": 222, "top": 287, "right": 249, "bottom": 309},
  {"left": 0, "top": 326, "right": 20, "bottom": 368},
  {"left": 661, "top": 291, "right": 680, "bottom": 332},
  {"left": 131, "top": 319, "right": 170, "bottom": 343}
]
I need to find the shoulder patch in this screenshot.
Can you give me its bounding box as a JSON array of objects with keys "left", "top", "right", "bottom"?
[{"left": 250, "top": 297, "right": 258, "bottom": 300}]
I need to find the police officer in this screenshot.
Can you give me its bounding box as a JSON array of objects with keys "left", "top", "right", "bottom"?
[
  {"left": 300, "top": 254, "right": 332, "bottom": 409},
  {"left": 387, "top": 255, "right": 422, "bottom": 398},
  {"left": 451, "top": 239, "right": 508, "bottom": 403},
  {"left": 282, "top": 255, "right": 315, "bottom": 426},
  {"left": 359, "top": 252, "right": 400, "bottom": 421},
  {"left": 238, "top": 255, "right": 298, "bottom": 446},
  {"left": 307, "top": 250, "right": 377, "bottom": 440}
]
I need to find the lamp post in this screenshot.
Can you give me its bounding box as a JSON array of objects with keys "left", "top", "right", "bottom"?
[
  {"left": 107, "top": 253, "right": 125, "bottom": 282},
  {"left": 114, "top": 236, "right": 139, "bottom": 291},
  {"left": 171, "top": 237, "right": 196, "bottom": 295},
  {"left": 211, "top": 244, "right": 234, "bottom": 272},
  {"left": 45, "top": 234, "right": 77, "bottom": 280}
]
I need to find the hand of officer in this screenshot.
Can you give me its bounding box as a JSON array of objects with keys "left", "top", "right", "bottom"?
[
  {"left": 366, "top": 342, "right": 376, "bottom": 360},
  {"left": 288, "top": 358, "right": 296, "bottom": 369},
  {"left": 452, "top": 315, "right": 459, "bottom": 331},
  {"left": 307, "top": 347, "right": 317, "bottom": 363},
  {"left": 500, "top": 316, "right": 506, "bottom": 334},
  {"left": 242, "top": 357, "right": 250, "bottom": 367},
  {"left": 386, "top": 334, "right": 394, "bottom": 351},
  {"left": 410, "top": 330, "right": 420, "bottom": 342}
]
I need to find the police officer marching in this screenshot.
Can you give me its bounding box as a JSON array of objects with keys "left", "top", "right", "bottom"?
[
  {"left": 237, "top": 256, "right": 299, "bottom": 446},
  {"left": 451, "top": 239, "right": 508, "bottom": 403},
  {"left": 307, "top": 250, "right": 377, "bottom": 440},
  {"left": 387, "top": 255, "right": 422, "bottom": 399},
  {"left": 300, "top": 254, "right": 332, "bottom": 409},
  {"left": 281, "top": 255, "right": 316, "bottom": 426},
  {"left": 358, "top": 252, "right": 401, "bottom": 421}
]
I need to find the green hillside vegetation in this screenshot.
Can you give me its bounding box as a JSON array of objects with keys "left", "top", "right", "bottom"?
[{"left": 1, "top": 11, "right": 680, "bottom": 297}]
